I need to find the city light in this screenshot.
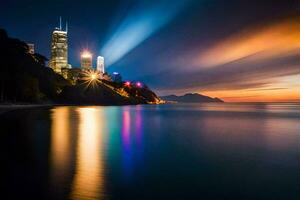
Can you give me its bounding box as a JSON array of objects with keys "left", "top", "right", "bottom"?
[
  {"left": 81, "top": 51, "right": 92, "bottom": 58},
  {"left": 97, "top": 56, "right": 105, "bottom": 73},
  {"left": 91, "top": 73, "right": 97, "bottom": 80},
  {"left": 49, "top": 22, "right": 68, "bottom": 74},
  {"left": 124, "top": 81, "right": 131, "bottom": 87},
  {"left": 81, "top": 70, "right": 101, "bottom": 88},
  {"left": 136, "top": 82, "right": 142, "bottom": 88},
  {"left": 81, "top": 50, "right": 93, "bottom": 69}
]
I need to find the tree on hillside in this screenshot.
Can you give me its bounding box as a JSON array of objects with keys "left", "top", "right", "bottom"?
[{"left": 0, "top": 28, "right": 70, "bottom": 103}]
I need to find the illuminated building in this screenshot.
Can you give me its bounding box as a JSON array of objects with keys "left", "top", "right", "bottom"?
[
  {"left": 111, "top": 72, "right": 122, "bottom": 83},
  {"left": 27, "top": 43, "right": 34, "bottom": 54},
  {"left": 102, "top": 73, "right": 112, "bottom": 81},
  {"left": 68, "top": 68, "right": 82, "bottom": 83},
  {"left": 49, "top": 17, "right": 70, "bottom": 74},
  {"left": 81, "top": 51, "right": 93, "bottom": 70},
  {"left": 97, "top": 56, "right": 105, "bottom": 74},
  {"left": 61, "top": 68, "right": 81, "bottom": 83}
]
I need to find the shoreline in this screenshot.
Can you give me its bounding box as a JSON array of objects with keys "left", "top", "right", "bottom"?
[
  {"left": 0, "top": 104, "right": 55, "bottom": 114},
  {"left": 0, "top": 102, "right": 163, "bottom": 114},
  {"left": 2, "top": 101, "right": 298, "bottom": 112}
]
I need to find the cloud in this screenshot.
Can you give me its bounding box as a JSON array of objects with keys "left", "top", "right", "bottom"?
[
  {"left": 141, "top": 16, "right": 300, "bottom": 99},
  {"left": 195, "top": 17, "right": 300, "bottom": 68},
  {"left": 144, "top": 50, "right": 300, "bottom": 91},
  {"left": 247, "top": 88, "right": 288, "bottom": 91}
]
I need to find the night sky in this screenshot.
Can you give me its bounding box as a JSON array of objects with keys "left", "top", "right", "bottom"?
[{"left": 1, "top": 0, "right": 300, "bottom": 101}]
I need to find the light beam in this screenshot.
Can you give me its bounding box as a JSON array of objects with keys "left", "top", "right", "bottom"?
[{"left": 101, "top": 0, "right": 192, "bottom": 67}]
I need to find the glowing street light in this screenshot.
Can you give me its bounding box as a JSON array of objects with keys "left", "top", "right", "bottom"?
[
  {"left": 90, "top": 73, "right": 97, "bottom": 80},
  {"left": 81, "top": 69, "right": 101, "bottom": 88},
  {"left": 136, "top": 82, "right": 142, "bottom": 88},
  {"left": 124, "top": 81, "right": 131, "bottom": 87}
]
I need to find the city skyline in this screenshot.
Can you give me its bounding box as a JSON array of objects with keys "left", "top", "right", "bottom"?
[
  {"left": 49, "top": 18, "right": 107, "bottom": 81},
  {"left": 2, "top": 2, "right": 300, "bottom": 199},
  {"left": 1, "top": 0, "right": 300, "bottom": 102}
]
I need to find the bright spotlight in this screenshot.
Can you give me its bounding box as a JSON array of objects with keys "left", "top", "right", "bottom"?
[
  {"left": 101, "top": 0, "right": 192, "bottom": 67},
  {"left": 81, "top": 51, "right": 92, "bottom": 58},
  {"left": 91, "top": 73, "right": 97, "bottom": 80},
  {"left": 124, "top": 81, "right": 131, "bottom": 87},
  {"left": 81, "top": 70, "right": 101, "bottom": 88},
  {"left": 136, "top": 82, "right": 142, "bottom": 88}
]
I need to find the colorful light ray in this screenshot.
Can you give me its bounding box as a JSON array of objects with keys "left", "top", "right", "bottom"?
[
  {"left": 101, "top": 0, "right": 192, "bottom": 67},
  {"left": 81, "top": 69, "right": 101, "bottom": 88}
]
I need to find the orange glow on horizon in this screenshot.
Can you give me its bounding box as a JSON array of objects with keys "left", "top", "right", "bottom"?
[
  {"left": 197, "top": 17, "right": 300, "bottom": 68},
  {"left": 202, "top": 88, "right": 300, "bottom": 103},
  {"left": 187, "top": 16, "right": 300, "bottom": 102}
]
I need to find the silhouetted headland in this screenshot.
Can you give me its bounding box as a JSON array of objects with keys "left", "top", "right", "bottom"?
[{"left": 0, "top": 29, "right": 161, "bottom": 106}]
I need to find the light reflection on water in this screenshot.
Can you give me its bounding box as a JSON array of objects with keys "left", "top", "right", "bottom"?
[
  {"left": 50, "top": 107, "right": 106, "bottom": 199},
  {"left": 50, "top": 106, "right": 145, "bottom": 199},
  {"left": 70, "top": 107, "right": 105, "bottom": 200},
  {"left": 2, "top": 103, "right": 300, "bottom": 199},
  {"left": 51, "top": 107, "right": 71, "bottom": 185}
]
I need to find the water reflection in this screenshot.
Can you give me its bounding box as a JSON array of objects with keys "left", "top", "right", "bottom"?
[
  {"left": 135, "top": 106, "right": 142, "bottom": 145},
  {"left": 121, "top": 109, "right": 133, "bottom": 179},
  {"left": 120, "top": 106, "right": 146, "bottom": 182},
  {"left": 50, "top": 107, "right": 73, "bottom": 196},
  {"left": 49, "top": 106, "right": 146, "bottom": 199},
  {"left": 264, "top": 118, "right": 300, "bottom": 152},
  {"left": 71, "top": 107, "right": 105, "bottom": 200},
  {"left": 3, "top": 103, "right": 300, "bottom": 199},
  {"left": 51, "top": 107, "right": 70, "bottom": 171},
  {"left": 122, "top": 110, "right": 131, "bottom": 149}
]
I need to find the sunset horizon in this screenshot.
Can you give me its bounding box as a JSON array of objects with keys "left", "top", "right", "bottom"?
[
  {"left": 2, "top": 1, "right": 300, "bottom": 200},
  {"left": 2, "top": 1, "right": 300, "bottom": 102}
]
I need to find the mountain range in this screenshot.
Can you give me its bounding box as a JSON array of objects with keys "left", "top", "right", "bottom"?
[{"left": 160, "top": 93, "right": 224, "bottom": 103}]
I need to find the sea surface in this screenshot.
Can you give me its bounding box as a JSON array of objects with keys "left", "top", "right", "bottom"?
[{"left": 1, "top": 103, "right": 300, "bottom": 200}]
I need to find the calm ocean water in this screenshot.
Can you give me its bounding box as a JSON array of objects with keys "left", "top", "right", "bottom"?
[{"left": 1, "top": 103, "right": 300, "bottom": 200}]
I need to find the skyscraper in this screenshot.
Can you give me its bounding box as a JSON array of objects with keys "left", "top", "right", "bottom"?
[
  {"left": 49, "top": 18, "right": 70, "bottom": 74},
  {"left": 97, "top": 56, "right": 105, "bottom": 73},
  {"left": 81, "top": 51, "right": 93, "bottom": 70}
]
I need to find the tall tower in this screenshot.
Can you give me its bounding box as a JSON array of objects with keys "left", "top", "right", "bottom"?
[
  {"left": 49, "top": 18, "right": 70, "bottom": 74},
  {"left": 81, "top": 51, "right": 93, "bottom": 70},
  {"left": 97, "top": 56, "right": 105, "bottom": 73}
]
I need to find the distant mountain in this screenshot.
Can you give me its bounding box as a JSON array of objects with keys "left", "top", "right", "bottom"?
[{"left": 160, "top": 93, "right": 224, "bottom": 103}]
